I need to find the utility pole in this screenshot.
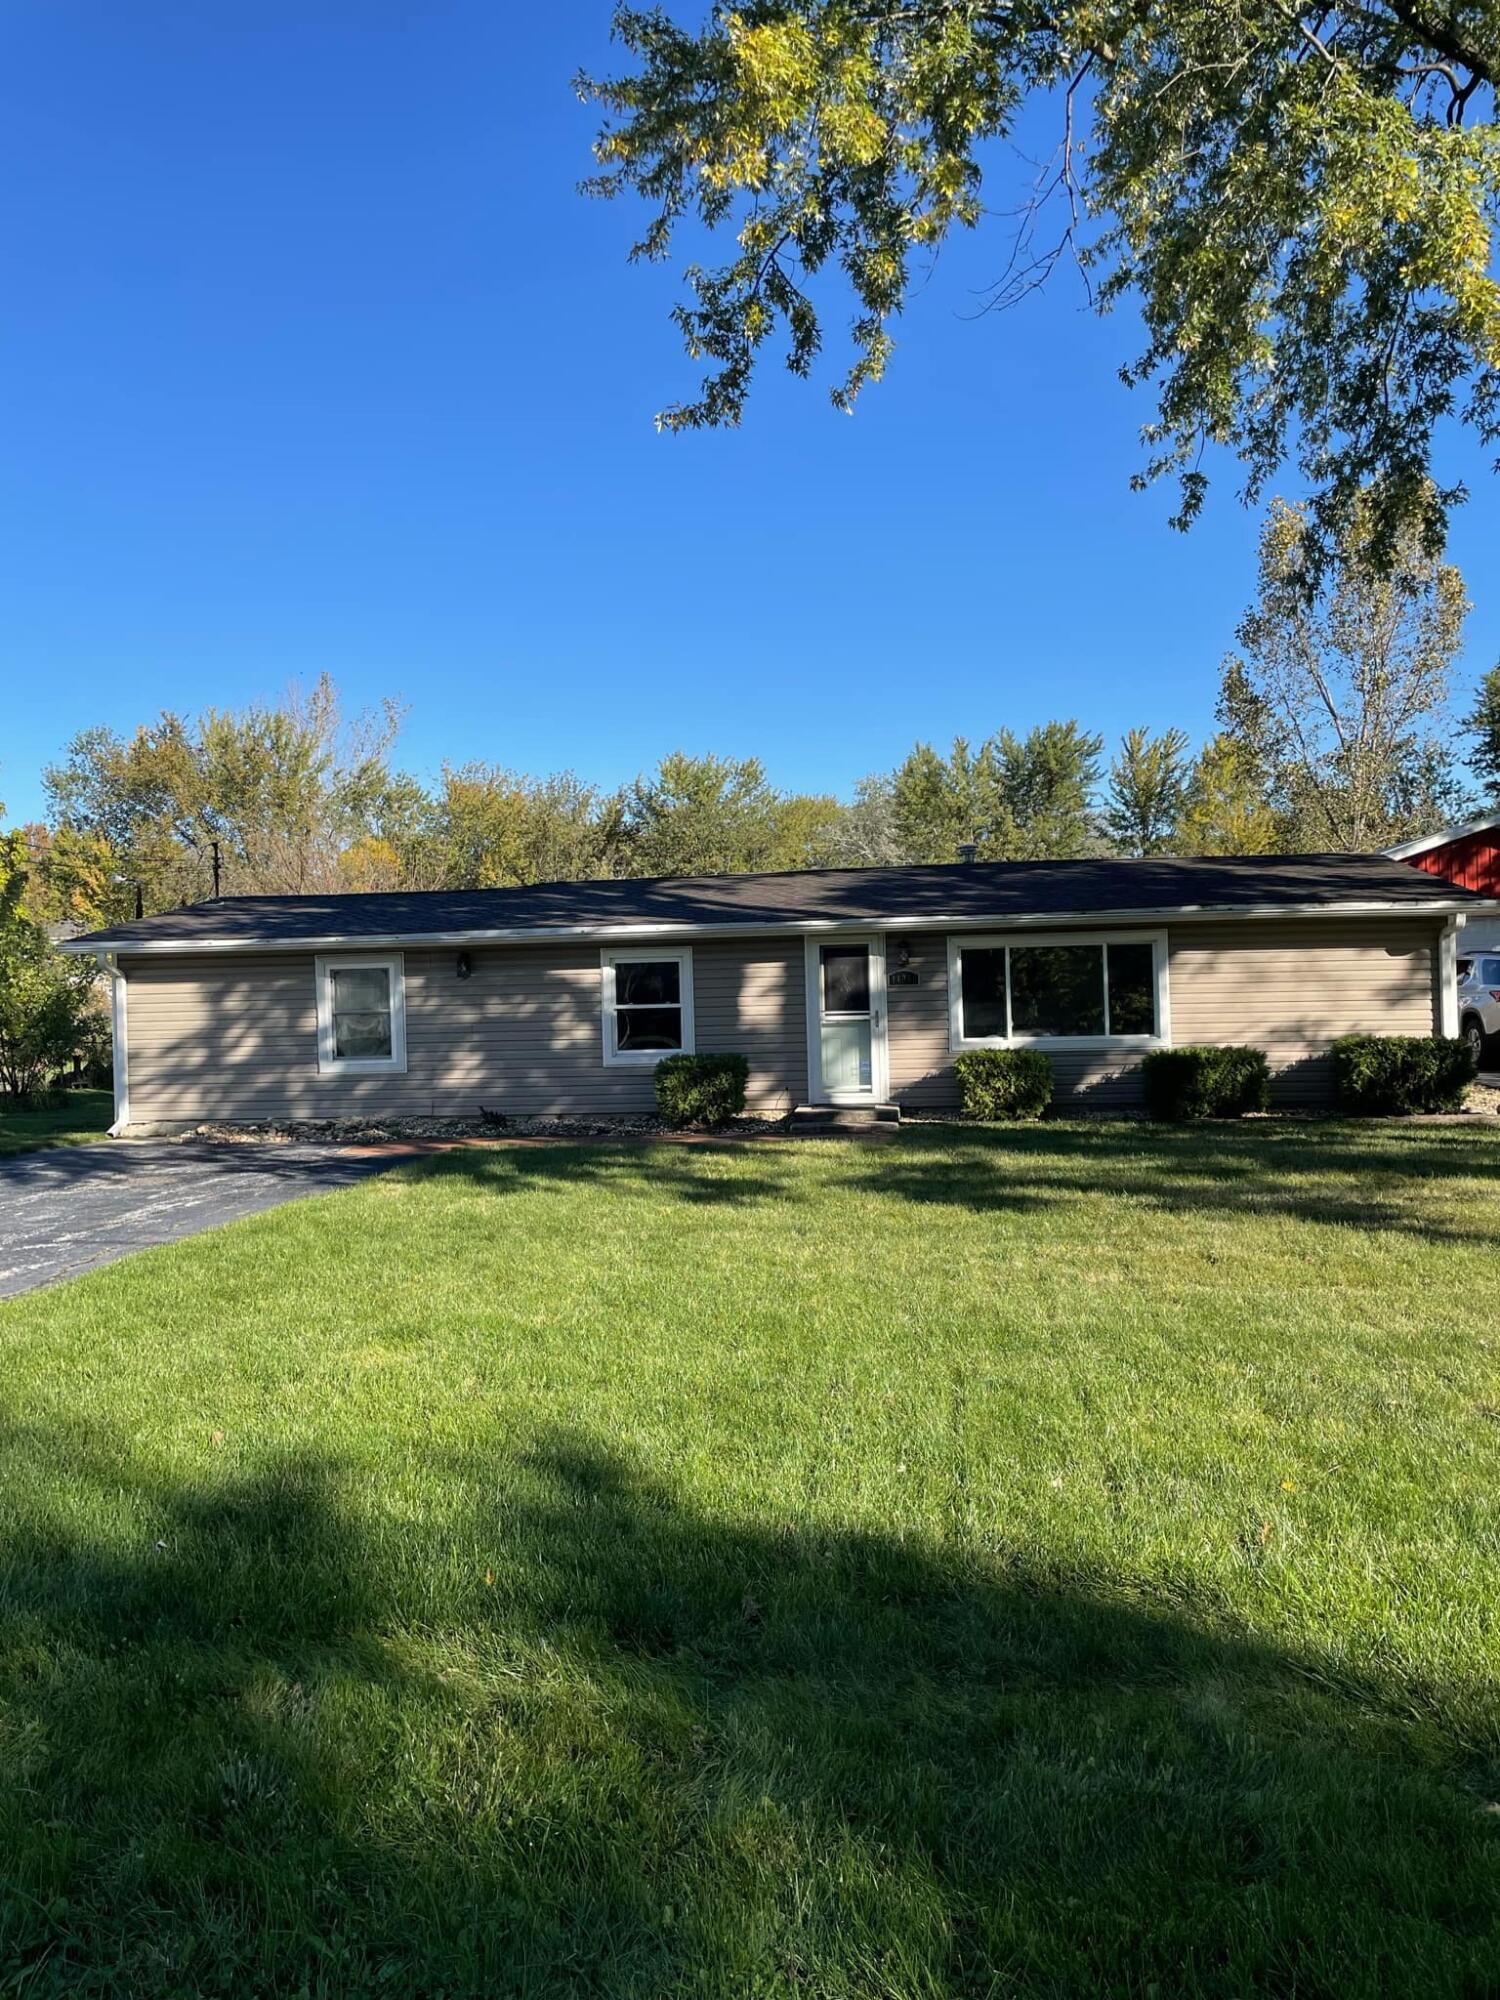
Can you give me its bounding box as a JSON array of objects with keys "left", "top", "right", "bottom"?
[
  {"left": 113, "top": 873, "right": 145, "bottom": 920},
  {"left": 211, "top": 840, "right": 221, "bottom": 899}
]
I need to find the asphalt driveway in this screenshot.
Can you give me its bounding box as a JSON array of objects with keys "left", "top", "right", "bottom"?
[{"left": 0, "top": 1142, "right": 408, "bottom": 1298}]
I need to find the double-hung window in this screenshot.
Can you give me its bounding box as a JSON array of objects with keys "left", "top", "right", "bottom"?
[
  {"left": 315, "top": 954, "right": 407, "bottom": 1074},
  {"left": 948, "top": 932, "right": 1168, "bottom": 1049},
  {"left": 601, "top": 948, "right": 694, "bottom": 1065}
]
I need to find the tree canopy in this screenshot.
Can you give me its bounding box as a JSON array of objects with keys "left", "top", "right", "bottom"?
[
  {"left": 42, "top": 678, "right": 414, "bottom": 915},
  {"left": 581, "top": 2, "right": 1499, "bottom": 570},
  {"left": 0, "top": 802, "right": 101, "bottom": 1101},
  {"left": 889, "top": 723, "right": 1105, "bottom": 859},
  {"left": 1218, "top": 493, "right": 1470, "bottom": 847},
  {"left": 1104, "top": 727, "right": 1192, "bottom": 855},
  {"left": 1466, "top": 662, "right": 1500, "bottom": 802}
]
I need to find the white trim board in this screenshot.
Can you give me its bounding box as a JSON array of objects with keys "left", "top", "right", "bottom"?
[
  {"left": 1439, "top": 917, "right": 1462, "bottom": 1038},
  {"left": 103, "top": 952, "right": 130, "bottom": 1135},
  {"left": 1385, "top": 812, "right": 1500, "bottom": 861}
]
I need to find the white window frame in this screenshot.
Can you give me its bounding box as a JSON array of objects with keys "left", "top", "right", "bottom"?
[
  {"left": 601, "top": 946, "right": 695, "bottom": 1067},
  {"left": 315, "top": 952, "right": 408, "bottom": 1075},
  {"left": 946, "top": 930, "right": 1171, "bottom": 1053}
]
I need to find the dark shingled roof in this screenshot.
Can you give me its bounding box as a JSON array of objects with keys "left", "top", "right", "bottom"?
[{"left": 66, "top": 853, "right": 1494, "bottom": 952}]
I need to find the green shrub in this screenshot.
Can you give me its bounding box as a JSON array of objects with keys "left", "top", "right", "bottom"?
[
  {"left": 0, "top": 920, "right": 102, "bottom": 1103},
  {"left": 954, "top": 1048, "right": 1053, "bottom": 1121},
  {"left": 1141, "top": 1046, "right": 1271, "bottom": 1122},
  {"left": 1331, "top": 1035, "right": 1476, "bottom": 1115},
  {"left": 653, "top": 1052, "right": 749, "bottom": 1126}
]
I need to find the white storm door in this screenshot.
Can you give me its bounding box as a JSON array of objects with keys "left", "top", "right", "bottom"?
[{"left": 806, "top": 936, "right": 888, "bottom": 1103}]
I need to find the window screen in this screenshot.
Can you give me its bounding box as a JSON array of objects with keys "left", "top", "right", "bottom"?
[{"left": 329, "top": 965, "right": 393, "bottom": 1061}]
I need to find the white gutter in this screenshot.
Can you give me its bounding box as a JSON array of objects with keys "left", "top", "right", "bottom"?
[
  {"left": 99, "top": 952, "right": 130, "bottom": 1135},
  {"left": 59, "top": 895, "right": 1500, "bottom": 960}
]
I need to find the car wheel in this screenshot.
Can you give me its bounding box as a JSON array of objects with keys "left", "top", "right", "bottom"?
[{"left": 1461, "top": 1015, "right": 1487, "bottom": 1067}]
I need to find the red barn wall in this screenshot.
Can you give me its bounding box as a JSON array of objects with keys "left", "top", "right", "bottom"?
[{"left": 1408, "top": 832, "right": 1500, "bottom": 896}]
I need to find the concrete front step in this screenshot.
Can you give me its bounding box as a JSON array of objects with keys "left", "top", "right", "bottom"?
[{"left": 789, "top": 1102, "right": 902, "bottom": 1134}]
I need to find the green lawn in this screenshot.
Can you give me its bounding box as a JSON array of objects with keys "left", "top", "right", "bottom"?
[
  {"left": 0, "top": 1088, "right": 112, "bottom": 1156},
  {"left": 2, "top": 1122, "right": 1499, "bottom": 1998}
]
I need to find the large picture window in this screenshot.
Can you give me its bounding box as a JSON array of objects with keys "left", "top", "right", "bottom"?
[
  {"left": 948, "top": 933, "right": 1167, "bottom": 1049},
  {"left": 601, "top": 949, "right": 695, "bottom": 1065},
  {"left": 315, "top": 954, "right": 407, "bottom": 1075}
]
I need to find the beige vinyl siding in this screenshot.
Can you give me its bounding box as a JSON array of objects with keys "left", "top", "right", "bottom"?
[
  {"left": 884, "top": 916, "right": 1445, "bottom": 1110},
  {"left": 422, "top": 936, "right": 803, "bottom": 1117},
  {"left": 692, "top": 937, "right": 807, "bottom": 1111},
  {"left": 124, "top": 951, "right": 442, "bottom": 1124},
  {"left": 884, "top": 934, "right": 959, "bottom": 1109},
  {"left": 121, "top": 937, "right": 806, "bottom": 1125},
  {"left": 1168, "top": 918, "right": 1441, "bottom": 1102},
  {"left": 121, "top": 915, "right": 1445, "bottom": 1125}
]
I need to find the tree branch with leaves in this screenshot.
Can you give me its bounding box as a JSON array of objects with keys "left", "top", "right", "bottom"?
[{"left": 581, "top": 1, "right": 1499, "bottom": 573}]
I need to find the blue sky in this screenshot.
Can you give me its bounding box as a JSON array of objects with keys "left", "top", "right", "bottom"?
[{"left": 1, "top": 1, "right": 1496, "bottom": 827}]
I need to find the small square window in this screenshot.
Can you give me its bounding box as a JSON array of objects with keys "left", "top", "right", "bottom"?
[
  {"left": 316, "top": 955, "right": 407, "bottom": 1074},
  {"left": 330, "top": 965, "right": 393, "bottom": 1061},
  {"left": 602, "top": 950, "right": 694, "bottom": 1065}
]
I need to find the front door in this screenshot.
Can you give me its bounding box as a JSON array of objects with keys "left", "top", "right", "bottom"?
[{"left": 808, "top": 936, "right": 888, "bottom": 1103}]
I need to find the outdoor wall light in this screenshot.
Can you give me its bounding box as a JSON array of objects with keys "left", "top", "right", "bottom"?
[
  {"left": 456, "top": 951, "right": 473, "bottom": 980},
  {"left": 892, "top": 938, "right": 913, "bottom": 967}
]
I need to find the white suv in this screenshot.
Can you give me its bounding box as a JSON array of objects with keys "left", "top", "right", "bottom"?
[{"left": 1457, "top": 953, "right": 1500, "bottom": 1068}]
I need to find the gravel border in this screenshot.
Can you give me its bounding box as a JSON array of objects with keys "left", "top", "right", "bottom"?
[
  {"left": 180, "top": 1088, "right": 1500, "bottom": 1149},
  {"left": 183, "top": 1113, "right": 794, "bottom": 1146}
]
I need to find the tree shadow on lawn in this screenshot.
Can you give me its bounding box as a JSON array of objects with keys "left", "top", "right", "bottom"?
[
  {"left": 0, "top": 1423, "right": 1495, "bottom": 1998},
  {"left": 841, "top": 1121, "right": 1500, "bottom": 1244},
  {"left": 421, "top": 1123, "right": 1500, "bottom": 1246},
  {"left": 435, "top": 1140, "right": 803, "bottom": 1209}
]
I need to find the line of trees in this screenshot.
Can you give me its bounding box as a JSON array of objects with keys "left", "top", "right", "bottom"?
[{"left": 9, "top": 500, "right": 1500, "bottom": 931}]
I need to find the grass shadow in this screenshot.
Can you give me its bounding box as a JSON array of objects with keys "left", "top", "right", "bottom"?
[
  {"left": 406, "top": 1121, "right": 1500, "bottom": 1247},
  {"left": 427, "top": 1140, "right": 804, "bottom": 1209},
  {"left": 833, "top": 1119, "right": 1500, "bottom": 1243},
  {"left": 0, "top": 1421, "right": 1495, "bottom": 1995}
]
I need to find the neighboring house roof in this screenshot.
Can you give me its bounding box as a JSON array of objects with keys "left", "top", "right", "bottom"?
[
  {"left": 61, "top": 853, "right": 1500, "bottom": 956},
  {"left": 1384, "top": 810, "right": 1500, "bottom": 862}
]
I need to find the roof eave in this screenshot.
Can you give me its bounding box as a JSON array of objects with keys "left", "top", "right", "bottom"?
[
  {"left": 1384, "top": 810, "right": 1500, "bottom": 860},
  {"left": 59, "top": 895, "right": 1499, "bottom": 958}
]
